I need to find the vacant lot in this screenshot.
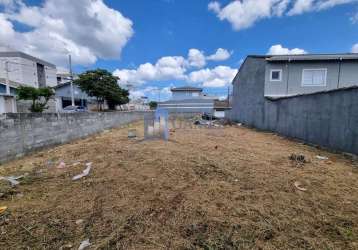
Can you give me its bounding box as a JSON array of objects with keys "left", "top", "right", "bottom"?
[{"left": 0, "top": 123, "right": 357, "bottom": 249}]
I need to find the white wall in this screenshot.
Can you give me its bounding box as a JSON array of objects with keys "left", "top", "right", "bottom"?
[
  {"left": 0, "top": 95, "right": 16, "bottom": 114},
  {"left": 45, "top": 66, "right": 57, "bottom": 87},
  {"left": 0, "top": 57, "right": 25, "bottom": 86},
  {"left": 0, "top": 96, "right": 5, "bottom": 113},
  {"left": 0, "top": 56, "right": 57, "bottom": 88},
  {"left": 19, "top": 57, "right": 38, "bottom": 87}
]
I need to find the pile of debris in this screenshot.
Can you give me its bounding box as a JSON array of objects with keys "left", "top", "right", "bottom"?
[{"left": 193, "top": 114, "right": 242, "bottom": 128}]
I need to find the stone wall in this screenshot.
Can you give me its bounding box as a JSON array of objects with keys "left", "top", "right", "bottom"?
[
  {"left": 0, "top": 111, "right": 147, "bottom": 163},
  {"left": 231, "top": 57, "right": 358, "bottom": 155}
]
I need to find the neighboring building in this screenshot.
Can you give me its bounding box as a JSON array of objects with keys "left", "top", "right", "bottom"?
[
  {"left": 56, "top": 71, "right": 71, "bottom": 85},
  {"left": 214, "top": 99, "right": 231, "bottom": 118},
  {"left": 56, "top": 69, "right": 78, "bottom": 85},
  {"left": 54, "top": 82, "right": 94, "bottom": 111},
  {"left": 158, "top": 86, "right": 217, "bottom": 114},
  {"left": 0, "top": 47, "right": 57, "bottom": 113},
  {"left": 230, "top": 53, "right": 358, "bottom": 155},
  {"left": 121, "top": 97, "right": 150, "bottom": 111},
  {"left": 171, "top": 86, "right": 204, "bottom": 100},
  {"left": 264, "top": 54, "right": 358, "bottom": 98}
]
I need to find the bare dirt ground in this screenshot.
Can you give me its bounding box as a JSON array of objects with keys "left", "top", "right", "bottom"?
[{"left": 0, "top": 122, "right": 358, "bottom": 249}]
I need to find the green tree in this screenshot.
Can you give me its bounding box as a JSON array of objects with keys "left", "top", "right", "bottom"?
[
  {"left": 149, "top": 101, "right": 158, "bottom": 110},
  {"left": 74, "top": 69, "right": 129, "bottom": 111},
  {"left": 17, "top": 86, "right": 54, "bottom": 113}
]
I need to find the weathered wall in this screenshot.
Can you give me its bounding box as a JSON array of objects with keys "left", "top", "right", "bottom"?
[
  {"left": 231, "top": 57, "right": 358, "bottom": 155},
  {"left": 16, "top": 99, "right": 57, "bottom": 113},
  {"left": 0, "top": 111, "right": 147, "bottom": 163}
]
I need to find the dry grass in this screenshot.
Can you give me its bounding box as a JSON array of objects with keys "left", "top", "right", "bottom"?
[{"left": 0, "top": 122, "right": 358, "bottom": 249}]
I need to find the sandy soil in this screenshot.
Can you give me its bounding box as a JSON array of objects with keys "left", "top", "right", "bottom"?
[{"left": 0, "top": 122, "right": 357, "bottom": 249}]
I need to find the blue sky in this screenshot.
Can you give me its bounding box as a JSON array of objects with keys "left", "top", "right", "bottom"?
[{"left": 1, "top": 0, "right": 358, "bottom": 100}]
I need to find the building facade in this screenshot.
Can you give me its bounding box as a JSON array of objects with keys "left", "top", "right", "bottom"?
[
  {"left": 171, "top": 86, "right": 204, "bottom": 100},
  {"left": 0, "top": 47, "right": 57, "bottom": 113},
  {"left": 264, "top": 54, "right": 358, "bottom": 98},
  {"left": 54, "top": 82, "right": 94, "bottom": 111},
  {"left": 230, "top": 54, "right": 358, "bottom": 155},
  {"left": 158, "top": 86, "right": 216, "bottom": 114}
]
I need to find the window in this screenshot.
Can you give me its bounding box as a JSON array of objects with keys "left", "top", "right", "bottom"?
[
  {"left": 302, "top": 69, "right": 327, "bottom": 86},
  {"left": 270, "top": 69, "right": 282, "bottom": 82}
]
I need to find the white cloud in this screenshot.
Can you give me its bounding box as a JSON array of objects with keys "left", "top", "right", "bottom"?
[
  {"left": 207, "top": 48, "right": 232, "bottom": 61},
  {"left": 267, "top": 44, "right": 307, "bottom": 55},
  {"left": 114, "top": 56, "right": 187, "bottom": 85},
  {"left": 209, "top": 0, "right": 358, "bottom": 30},
  {"left": 352, "top": 43, "right": 358, "bottom": 53},
  {"left": 114, "top": 48, "right": 233, "bottom": 86},
  {"left": 0, "top": 0, "right": 18, "bottom": 10},
  {"left": 287, "top": 0, "right": 315, "bottom": 15},
  {"left": 317, "top": 0, "right": 358, "bottom": 11},
  {"left": 208, "top": 0, "right": 290, "bottom": 31},
  {"left": 208, "top": 1, "right": 221, "bottom": 13},
  {"left": 351, "top": 11, "right": 358, "bottom": 23},
  {"left": 189, "top": 66, "right": 237, "bottom": 88},
  {"left": 188, "top": 49, "right": 206, "bottom": 68},
  {"left": 287, "top": 0, "right": 356, "bottom": 15},
  {"left": 0, "top": 0, "right": 134, "bottom": 66},
  {"left": 130, "top": 86, "right": 172, "bottom": 101}
]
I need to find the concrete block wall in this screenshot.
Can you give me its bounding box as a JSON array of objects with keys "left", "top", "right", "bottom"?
[
  {"left": 0, "top": 111, "right": 147, "bottom": 163},
  {"left": 231, "top": 57, "right": 358, "bottom": 155}
]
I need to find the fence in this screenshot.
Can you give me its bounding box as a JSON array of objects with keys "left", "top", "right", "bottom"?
[{"left": 0, "top": 111, "right": 147, "bottom": 163}]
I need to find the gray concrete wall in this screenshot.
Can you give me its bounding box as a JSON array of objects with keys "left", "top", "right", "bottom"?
[
  {"left": 231, "top": 57, "right": 358, "bottom": 155},
  {"left": 265, "top": 60, "right": 358, "bottom": 97},
  {"left": 0, "top": 111, "right": 147, "bottom": 163},
  {"left": 16, "top": 99, "right": 57, "bottom": 113}
]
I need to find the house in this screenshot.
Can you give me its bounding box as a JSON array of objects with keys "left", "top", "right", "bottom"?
[
  {"left": 56, "top": 71, "right": 72, "bottom": 85},
  {"left": 56, "top": 69, "right": 79, "bottom": 85},
  {"left": 54, "top": 82, "right": 95, "bottom": 111},
  {"left": 230, "top": 53, "right": 358, "bottom": 155},
  {"left": 0, "top": 47, "right": 57, "bottom": 113},
  {"left": 171, "top": 86, "right": 204, "bottom": 100},
  {"left": 264, "top": 54, "right": 358, "bottom": 98},
  {"left": 213, "top": 99, "right": 231, "bottom": 118},
  {"left": 121, "top": 97, "right": 150, "bottom": 111},
  {"left": 157, "top": 86, "right": 217, "bottom": 114}
]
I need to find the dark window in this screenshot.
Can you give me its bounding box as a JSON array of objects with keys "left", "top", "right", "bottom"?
[
  {"left": 270, "top": 70, "right": 282, "bottom": 81},
  {"left": 0, "top": 84, "right": 6, "bottom": 94}
]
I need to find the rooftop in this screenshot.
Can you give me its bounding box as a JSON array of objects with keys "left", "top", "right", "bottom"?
[
  {"left": 171, "top": 86, "right": 203, "bottom": 92},
  {"left": 0, "top": 48, "right": 56, "bottom": 68},
  {"left": 265, "top": 53, "right": 358, "bottom": 62}
]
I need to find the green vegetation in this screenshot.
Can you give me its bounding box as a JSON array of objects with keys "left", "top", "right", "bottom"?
[
  {"left": 149, "top": 101, "right": 158, "bottom": 110},
  {"left": 74, "top": 69, "right": 129, "bottom": 110},
  {"left": 16, "top": 86, "right": 54, "bottom": 113}
]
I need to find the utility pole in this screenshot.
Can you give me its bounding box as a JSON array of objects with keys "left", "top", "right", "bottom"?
[
  {"left": 4, "top": 61, "right": 10, "bottom": 95},
  {"left": 69, "top": 54, "right": 75, "bottom": 106},
  {"left": 227, "top": 86, "right": 230, "bottom": 106}
]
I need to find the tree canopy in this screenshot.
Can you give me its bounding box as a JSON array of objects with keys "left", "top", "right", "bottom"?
[
  {"left": 17, "top": 86, "right": 54, "bottom": 113},
  {"left": 149, "top": 101, "right": 158, "bottom": 110},
  {"left": 74, "top": 69, "right": 129, "bottom": 110}
]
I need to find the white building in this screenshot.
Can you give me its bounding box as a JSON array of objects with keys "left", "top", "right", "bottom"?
[
  {"left": 158, "top": 86, "right": 218, "bottom": 114},
  {"left": 0, "top": 47, "right": 57, "bottom": 113},
  {"left": 120, "top": 97, "right": 150, "bottom": 111}
]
